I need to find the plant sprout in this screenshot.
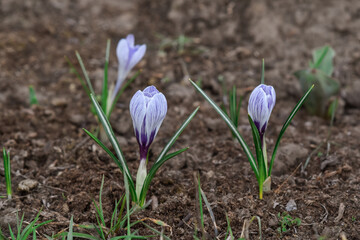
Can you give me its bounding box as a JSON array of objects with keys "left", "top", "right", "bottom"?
[
  {"left": 84, "top": 86, "right": 198, "bottom": 207},
  {"left": 190, "top": 62, "right": 314, "bottom": 199},
  {"left": 0, "top": 210, "right": 52, "bottom": 240},
  {"left": 221, "top": 86, "right": 243, "bottom": 139},
  {"left": 67, "top": 34, "right": 145, "bottom": 141},
  {"left": 294, "top": 45, "right": 340, "bottom": 118},
  {"left": 3, "top": 147, "right": 12, "bottom": 200},
  {"left": 28, "top": 86, "right": 38, "bottom": 106}
]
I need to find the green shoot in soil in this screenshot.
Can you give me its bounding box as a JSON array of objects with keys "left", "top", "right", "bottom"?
[
  {"left": 294, "top": 45, "right": 340, "bottom": 118},
  {"left": 0, "top": 210, "right": 52, "bottom": 240},
  {"left": 277, "top": 212, "right": 301, "bottom": 234},
  {"left": 3, "top": 147, "right": 12, "bottom": 199},
  {"left": 190, "top": 61, "right": 314, "bottom": 199},
  {"left": 66, "top": 39, "right": 140, "bottom": 142},
  {"left": 28, "top": 86, "right": 38, "bottom": 106},
  {"left": 221, "top": 86, "right": 242, "bottom": 139},
  {"left": 84, "top": 93, "right": 198, "bottom": 206}
]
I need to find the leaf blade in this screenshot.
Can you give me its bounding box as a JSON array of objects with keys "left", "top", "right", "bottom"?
[
  {"left": 268, "top": 85, "right": 314, "bottom": 176},
  {"left": 89, "top": 93, "right": 137, "bottom": 201},
  {"left": 189, "top": 79, "right": 259, "bottom": 180}
]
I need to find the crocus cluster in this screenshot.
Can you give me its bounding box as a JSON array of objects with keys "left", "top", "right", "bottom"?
[
  {"left": 248, "top": 84, "right": 276, "bottom": 144},
  {"left": 129, "top": 86, "right": 167, "bottom": 198}
]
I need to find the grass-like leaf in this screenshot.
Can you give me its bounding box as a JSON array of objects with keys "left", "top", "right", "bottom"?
[
  {"left": 3, "top": 148, "right": 12, "bottom": 199},
  {"left": 200, "top": 188, "right": 218, "bottom": 237},
  {"left": 102, "top": 39, "right": 111, "bottom": 113},
  {"left": 89, "top": 93, "right": 137, "bottom": 202},
  {"left": 190, "top": 79, "right": 259, "bottom": 180},
  {"left": 312, "top": 45, "right": 335, "bottom": 76},
  {"left": 67, "top": 216, "right": 74, "bottom": 240},
  {"left": 268, "top": 84, "right": 314, "bottom": 176},
  {"left": 138, "top": 107, "right": 198, "bottom": 206},
  {"left": 65, "top": 56, "right": 91, "bottom": 97},
  {"left": 83, "top": 129, "right": 124, "bottom": 173},
  {"left": 29, "top": 86, "right": 39, "bottom": 106},
  {"left": 248, "top": 116, "right": 265, "bottom": 182},
  {"left": 155, "top": 107, "right": 199, "bottom": 164},
  {"left": 139, "top": 147, "right": 189, "bottom": 206},
  {"left": 75, "top": 51, "right": 95, "bottom": 95}
]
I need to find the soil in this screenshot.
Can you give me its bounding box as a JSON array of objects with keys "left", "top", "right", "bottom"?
[{"left": 0, "top": 0, "right": 360, "bottom": 239}]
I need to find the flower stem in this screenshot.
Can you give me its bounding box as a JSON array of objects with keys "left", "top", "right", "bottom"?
[
  {"left": 136, "top": 159, "right": 147, "bottom": 200},
  {"left": 262, "top": 136, "right": 268, "bottom": 175}
]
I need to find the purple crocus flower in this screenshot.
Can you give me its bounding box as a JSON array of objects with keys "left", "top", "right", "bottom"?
[
  {"left": 130, "top": 86, "right": 167, "bottom": 161},
  {"left": 248, "top": 84, "right": 276, "bottom": 143},
  {"left": 112, "top": 34, "right": 146, "bottom": 101}
]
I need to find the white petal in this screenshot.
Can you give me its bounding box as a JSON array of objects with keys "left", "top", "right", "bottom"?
[
  {"left": 116, "top": 38, "right": 130, "bottom": 69},
  {"left": 144, "top": 92, "right": 167, "bottom": 143},
  {"left": 130, "top": 90, "right": 146, "bottom": 138},
  {"left": 128, "top": 44, "right": 146, "bottom": 71},
  {"left": 126, "top": 34, "right": 135, "bottom": 47}
]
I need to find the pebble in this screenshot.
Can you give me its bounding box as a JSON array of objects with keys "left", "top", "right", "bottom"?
[
  {"left": 286, "top": 199, "right": 297, "bottom": 212},
  {"left": 51, "top": 97, "right": 68, "bottom": 107},
  {"left": 18, "top": 179, "right": 39, "bottom": 192}
]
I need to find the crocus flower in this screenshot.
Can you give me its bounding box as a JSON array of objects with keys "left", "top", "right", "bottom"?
[
  {"left": 130, "top": 86, "right": 167, "bottom": 198},
  {"left": 130, "top": 86, "right": 167, "bottom": 160},
  {"left": 112, "top": 34, "right": 146, "bottom": 101},
  {"left": 248, "top": 84, "right": 276, "bottom": 143}
]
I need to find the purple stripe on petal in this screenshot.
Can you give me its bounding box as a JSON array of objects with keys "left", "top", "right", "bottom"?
[
  {"left": 248, "top": 84, "right": 276, "bottom": 138},
  {"left": 130, "top": 86, "right": 167, "bottom": 161},
  {"left": 112, "top": 34, "right": 147, "bottom": 100}
]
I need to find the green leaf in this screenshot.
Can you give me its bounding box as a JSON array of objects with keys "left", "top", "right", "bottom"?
[
  {"left": 248, "top": 115, "right": 266, "bottom": 182},
  {"left": 29, "top": 86, "right": 39, "bottom": 106},
  {"left": 138, "top": 108, "right": 198, "bottom": 206},
  {"left": 268, "top": 85, "right": 314, "bottom": 176},
  {"left": 155, "top": 107, "right": 199, "bottom": 164},
  {"left": 102, "top": 39, "right": 111, "bottom": 114},
  {"left": 76, "top": 51, "right": 95, "bottom": 95},
  {"left": 189, "top": 79, "right": 259, "bottom": 180},
  {"left": 67, "top": 216, "right": 74, "bottom": 240},
  {"left": 294, "top": 69, "right": 339, "bottom": 117},
  {"left": 139, "top": 147, "right": 188, "bottom": 206},
  {"left": 83, "top": 128, "right": 124, "bottom": 173},
  {"left": 200, "top": 183, "right": 218, "bottom": 236},
  {"left": 65, "top": 56, "right": 91, "bottom": 97},
  {"left": 3, "top": 148, "right": 12, "bottom": 199},
  {"left": 89, "top": 93, "right": 137, "bottom": 202},
  {"left": 312, "top": 45, "right": 335, "bottom": 76}
]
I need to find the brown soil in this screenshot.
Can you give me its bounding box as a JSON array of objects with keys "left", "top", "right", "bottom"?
[{"left": 0, "top": 0, "right": 360, "bottom": 239}]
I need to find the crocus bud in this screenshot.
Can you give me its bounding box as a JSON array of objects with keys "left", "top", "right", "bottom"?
[
  {"left": 248, "top": 84, "right": 276, "bottom": 142},
  {"left": 130, "top": 86, "right": 167, "bottom": 161},
  {"left": 112, "top": 34, "right": 146, "bottom": 101}
]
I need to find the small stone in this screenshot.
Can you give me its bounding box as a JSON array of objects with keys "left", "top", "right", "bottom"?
[
  {"left": 286, "top": 199, "right": 297, "bottom": 212},
  {"left": 151, "top": 196, "right": 158, "bottom": 210},
  {"left": 205, "top": 170, "right": 215, "bottom": 179},
  {"left": 342, "top": 80, "right": 360, "bottom": 107},
  {"left": 18, "top": 179, "right": 39, "bottom": 192},
  {"left": 268, "top": 217, "right": 278, "bottom": 227},
  {"left": 51, "top": 97, "right": 68, "bottom": 107},
  {"left": 69, "top": 114, "right": 83, "bottom": 125},
  {"left": 63, "top": 203, "right": 70, "bottom": 213}
]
